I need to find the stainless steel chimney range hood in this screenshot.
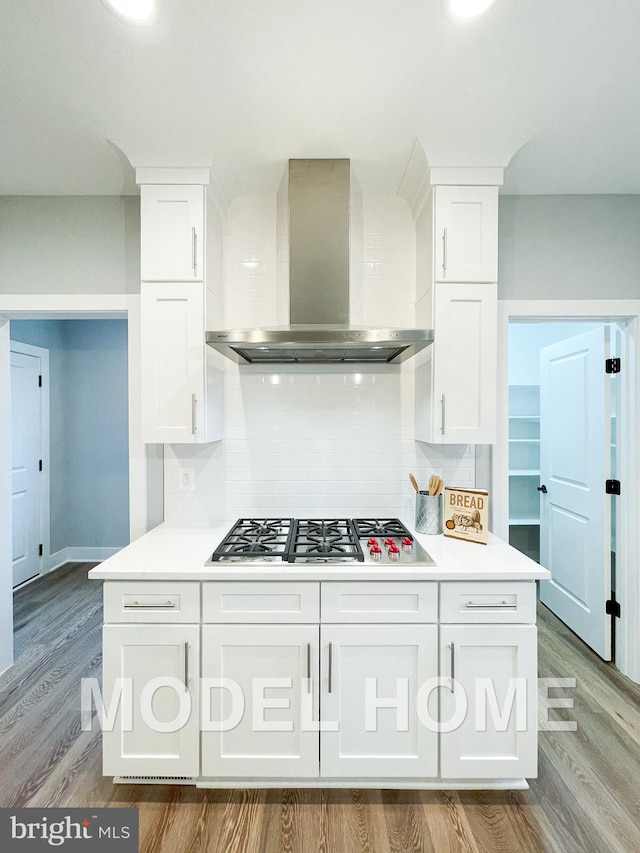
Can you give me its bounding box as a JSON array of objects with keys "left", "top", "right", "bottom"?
[{"left": 206, "top": 159, "right": 434, "bottom": 365}]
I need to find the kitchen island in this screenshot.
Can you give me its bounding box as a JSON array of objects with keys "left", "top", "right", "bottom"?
[{"left": 88, "top": 521, "right": 550, "bottom": 790}]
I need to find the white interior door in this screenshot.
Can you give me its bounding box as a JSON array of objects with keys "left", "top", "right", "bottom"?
[
  {"left": 539, "top": 326, "right": 612, "bottom": 659},
  {"left": 10, "top": 349, "right": 43, "bottom": 587}
]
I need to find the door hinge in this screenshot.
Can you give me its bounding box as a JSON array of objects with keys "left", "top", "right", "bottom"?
[
  {"left": 39, "top": 459, "right": 43, "bottom": 472},
  {"left": 606, "top": 597, "right": 621, "bottom": 618},
  {"left": 38, "top": 544, "right": 43, "bottom": 557},
  {"left": 606, "top": 479, "right": 621, "bottom": 495},
  {"left": 38, "top": 374, "right": 42, "bottom": 387},
  {"left": 605, "top": 357, "right": 621, "bottom": 374}
]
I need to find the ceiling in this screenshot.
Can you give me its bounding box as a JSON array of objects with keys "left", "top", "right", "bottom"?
[{"left": 2, "top": 0, "right": 640, "bottom": 200}]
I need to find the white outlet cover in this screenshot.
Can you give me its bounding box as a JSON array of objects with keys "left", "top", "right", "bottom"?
[{"left": 180, "top": 468, "right": 195, "bottom": 491}]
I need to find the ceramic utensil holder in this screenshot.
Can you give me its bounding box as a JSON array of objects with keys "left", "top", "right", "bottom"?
[{"left": 415, "top": 492, "right": 443, "bottom": 535}]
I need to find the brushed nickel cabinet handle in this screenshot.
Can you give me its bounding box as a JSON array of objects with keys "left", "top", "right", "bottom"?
[
  {"left": 191, "top": 393, "right": 197, "bottom": 435},
  {"left": 123, "top": 600, "right": 176, "bottom": 609},
  {"left": 464, "top": 601, "right": 516, "bottom": 609},
  {"left": 192, "top": 226, "right": 197, "bottom": 276},
  {"left": 184, "top": 642, "right": 189, "bottom": 691},
  {"left": 450, "top": 642, "right": 455, "bottom": 693},
  {"left": 328, "top": 642, "right": 333, "bottom": 694},
  {"left": 441, "top": 394, "right": 446, "bottom": 435},
  {"left": 306, "top": 642, "right": 311, "bottom": 694},
  {"left": 442, "top": 227, "right": 448, "bottom": 275}
]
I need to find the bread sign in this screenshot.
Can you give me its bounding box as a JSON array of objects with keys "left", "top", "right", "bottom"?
[{"left": 443, "top": 487, "right": 489, "bottom": 544}]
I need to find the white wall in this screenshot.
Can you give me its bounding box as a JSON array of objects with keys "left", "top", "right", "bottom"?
[
  {"left": 164, "top": 194, "right": 476, "bottom": 527},
  {"left": 0, "top": 196, "right": 140, "bottom": 295},
  {"left": 499, "top": 195, "right": 640, "bottom": 300}
]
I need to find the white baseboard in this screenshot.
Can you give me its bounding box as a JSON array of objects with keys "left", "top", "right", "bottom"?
[{"left": 45, "top": 547, "right": 121, "bottom": 573}]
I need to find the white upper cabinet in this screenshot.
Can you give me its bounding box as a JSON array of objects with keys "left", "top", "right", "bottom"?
[
  {"left": 415, "top": 283, "right": 497, "bottom": 444},
  {"left": 141, "top": 184, "right": 205, "bottom": 281},
  {"left": 433, "top": 185, "right": 498, "bottom": 283},
  {"left": 141, "top": 282, "right": 223, "bottom": 444}
]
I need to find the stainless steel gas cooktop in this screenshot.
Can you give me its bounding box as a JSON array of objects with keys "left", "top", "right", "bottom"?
[{"left": 206, "top": 518, "right": 435, "bottom": 567}]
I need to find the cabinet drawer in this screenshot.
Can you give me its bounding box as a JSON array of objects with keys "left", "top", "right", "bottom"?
[
  {"left": 439, "top": 581, "right": 536, "bottom": 623},
  {"left": 321, "top": 582, "right": 438, "bottom": 623},
  {"left": 202, "top": 582, "right": 320, "bottom": 623},
  {"left": 104, "top": 581, "right": 200, "bottom": 623}
]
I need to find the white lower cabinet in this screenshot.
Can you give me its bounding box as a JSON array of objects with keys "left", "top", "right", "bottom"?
[
  {"left": 439, "top": 624, "right": 538, "bottom": 779},
  {"left": 320, "top": 625, "right": 438, "bottom": 778},
  {"left": 100, "top": 579, "right": 539, "bottom": 787},
  {"left": 102, "top": 623, "right": 200, "bottom": 777},
  {"left": 201, "top": 624, "right": 320, "bottom": 778}
]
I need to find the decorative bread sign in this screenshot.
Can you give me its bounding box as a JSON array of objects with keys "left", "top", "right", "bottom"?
[{"left": 443, "top": 487, "right": 489, "bottom": 544}]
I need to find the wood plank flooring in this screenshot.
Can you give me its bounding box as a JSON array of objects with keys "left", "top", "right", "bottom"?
[{"left": 2, "top": 564, "right": 640, "bottom": 852}]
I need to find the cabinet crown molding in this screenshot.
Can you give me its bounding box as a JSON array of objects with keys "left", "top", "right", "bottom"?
[{"left": 136, "top": 167, "right": 211, "bottom": 186}]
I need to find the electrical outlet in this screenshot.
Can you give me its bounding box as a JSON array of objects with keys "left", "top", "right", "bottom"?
[{"left": 180, "top": 468, "right": 195, "bottom": 491}]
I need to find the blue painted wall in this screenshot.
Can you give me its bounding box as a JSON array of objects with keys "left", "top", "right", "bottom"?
[{"left": 10, "top": 319, "right": 129, "bottom": 552}]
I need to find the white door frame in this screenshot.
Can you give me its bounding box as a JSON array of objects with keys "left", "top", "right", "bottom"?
[
  {"left": 0, "top": 294, "right": 148, "bottom": 675},
  {"left": 10, "top": 340, "right": 50, "bottom": 585},
  {"left": 493, "top": 299, "right": 640, "bottom": 684}
]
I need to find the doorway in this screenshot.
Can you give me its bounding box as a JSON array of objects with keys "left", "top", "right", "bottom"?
[
  {"left": 493, "top": 299, "right": 640, "bottom": 685},
  {"left": 507, "top": 320, "right": 617, "bottom": 661}
]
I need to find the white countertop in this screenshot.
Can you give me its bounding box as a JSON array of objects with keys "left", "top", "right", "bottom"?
[{"left": 88, "top": 521, "right": 550, "bottom": 582}]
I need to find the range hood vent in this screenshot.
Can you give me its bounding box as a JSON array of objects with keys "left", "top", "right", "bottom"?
[{"left": 206, "top": 159, "right": 434, "bottom": 365}]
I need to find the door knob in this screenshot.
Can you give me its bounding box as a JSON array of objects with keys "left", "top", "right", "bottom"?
[{"left": 537, "top": 484, "right": 548, "bottom": 493}]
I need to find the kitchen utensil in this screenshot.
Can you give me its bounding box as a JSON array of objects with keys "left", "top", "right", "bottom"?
[
  {"left": 409, "top": 473, "right": 420, "bottom": 493},
  {"left": 432, "top": 476, "right": 444, "bottom": 496}
]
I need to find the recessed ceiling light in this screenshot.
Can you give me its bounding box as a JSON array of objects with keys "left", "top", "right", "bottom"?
[
  {"left": 102, "top": 0, "right": 159, "bottom": 24},
  {"left": 445, "top": 0, "right": 498, "bottom": 20}
]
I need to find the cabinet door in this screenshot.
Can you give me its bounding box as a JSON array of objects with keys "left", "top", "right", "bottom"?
[
  {"left": 102, "top": 624, "right": 199, "bottom": 777},
  {"left": 141, "top": 184, "right": 204, "bottom": 281},
  {"left": 201, "top": 625, "right": 320, "bottom": 778},
  {"left": 320, "top": 625, "right": 438, "bottom": 778},
  {"left": 141, "top": 281, "right": 205, "bottom": 443},
  {"left": 434, "top": 186, "right": 498, "bottom": 282},
  {"left": 416, "top": 283, "right": 497, "bottom": 444},
  {"left": 440, "top": 624, "right": 538, "bottom": 780}
]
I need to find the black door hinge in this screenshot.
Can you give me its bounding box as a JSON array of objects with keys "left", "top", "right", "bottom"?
[
  {"left": 38, "top": 544, "right": 43, "bottom": 557},
  {"left": 39, "top": 459, "right": 43, "bottom": 472},
  {"left": 605, "top": 358, "right": 621, "bottom": 374},
  {"left": 606, "top": 479, "right": 621, "bottom": 495},
  {"left": 38, "top": 374, "right": 42, "bottom": 387},
  {"left": 606, "top": 597, "right": 621, "bottom": 618}
]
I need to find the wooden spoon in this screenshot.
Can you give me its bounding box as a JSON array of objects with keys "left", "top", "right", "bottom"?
[
  {"left": 428, "top": 474, "right": 438, "bottom": 495},
  {"left": 433, "top": 476, "right": 444, "bottom": 496},
  {"left": 409, "top": 473, "right": 420, "bottom": 493}
]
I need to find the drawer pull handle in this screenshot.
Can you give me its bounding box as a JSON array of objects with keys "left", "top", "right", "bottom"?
[
  {"left": 464, "top": 601, "right": 515, "bottom": 609},
  {"left": 328, "top": 642, "right": 333, "bottom": 694},
  {"left": 184, "top": 642, "right": 190, "bottom": 691},
  {"left": 123, "top": 601, "right": 177, "bottom": 609},
  {"left": 306, "top": 642, "right": 312, "bottom": 693}
]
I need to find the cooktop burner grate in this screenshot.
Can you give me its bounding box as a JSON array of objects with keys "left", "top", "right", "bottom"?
[
  {"left": 211, "top": 518, "right": 294, "bottom": 561},
  {"left": 351, "top": 518, "right": 413, "bottom": 540},
  {"left": 289, "top": 519, "right": 364, "bottom": 562}
]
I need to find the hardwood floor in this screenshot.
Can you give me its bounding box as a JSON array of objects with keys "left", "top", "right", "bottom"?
[{"left": 2, "top": 564, "right": 640, "bottom": 852}]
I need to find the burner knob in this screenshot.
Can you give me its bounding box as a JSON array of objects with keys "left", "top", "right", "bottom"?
[
  {"left": 384, "top": 537, "right": 395, "bottom": 547},
  {"left": 367, "top": 537, "right": 378, "bottom": 546},
  {"left": 388, "top": 544, "right": 400, "bottom": 561},
  {"left": 401, "top": 537, "right": 413, "bottom": 552},
  {"left": 370, "top": 548, "right": 382, "bottom": 561}
]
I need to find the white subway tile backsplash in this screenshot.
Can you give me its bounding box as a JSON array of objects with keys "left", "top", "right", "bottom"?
[{"left": 164, "top": 193, "right": 476, "bottom": 525}]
